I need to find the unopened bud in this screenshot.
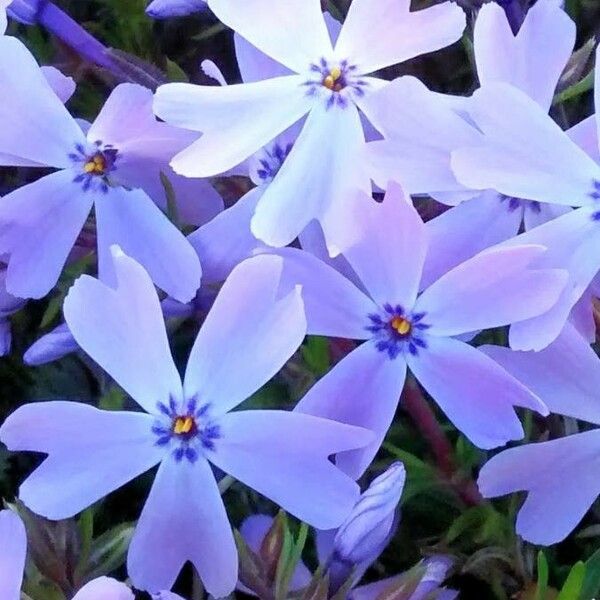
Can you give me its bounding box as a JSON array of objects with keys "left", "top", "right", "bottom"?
[
  {"left": 333, "top": 462, "right": 406, "bottom": 565},
  {"left": 146, "top": 0, "right": 206, "bottom": 19}
]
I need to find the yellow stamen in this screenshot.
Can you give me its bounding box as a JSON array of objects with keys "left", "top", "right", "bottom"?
[
  {"left": 323, "top": 75, "right": 335, "bottom": 90},
  {"left": 83, "top": 154, "right": 106, "bottom": 175},
  {"left": 323, "top": 67, "right": 343, "bottom": 91},
  {"left": 330, "top": 66, "right": 342, "bottom": 81},
  {"left": 391, "top": 316, "right": 411, "bottom": 336},
  {"left": 173, "top": 416, "right": 194, "bottom": 435}
]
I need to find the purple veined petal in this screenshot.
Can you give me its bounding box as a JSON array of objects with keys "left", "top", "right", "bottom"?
[
  {"left": 183, "top": 254, "right": 306, "bottom": 415},
  {"left": 207, "top": 0, "right": 332, "bottom": 73},
  {"left": 239, "top": 515, "right": 312, "bottom": 592},
  {"left": 504, "top": 207, "right": 600, "bottom": 350},
  {"left": 416, "top": 245, "right": 567, "bottom": 337},
  {"left": 0, "top": 510, "right": 26, "bottom": 600},
  {"left": 276, "top": 246, "right": 376, "bottom": 339},
  {"left": 474, "top": 0, "right": 575, "bottom": 111},
  {"left": 155, "top": 76, "right": 312, "bottom": 177},
  {"left": 567, "top": 115, "right": 600, "bottom": 164},
  {"left": 146, "top": 0, "right": 206, "bottom": 19},
  {"left": 95, "top": 186, "right": 201, "bottom": 303},
  {"left": 0, "top": 401, "right": 164, "bottom": 520},
  {"left": 24, "top": 322, "right": 78, "bottom": 366},
  {"left": 251, "top": 101, "right": 370, "bottom": 253},
  {"left": 63, "top": 247, "right": 183, "bottom": 413},
  {"left": 334, "top": 0, "right": 465, "bottom": 75},
  {"left": 295, "top": 342, "right": 407, "bottom": 479},
  {"left": 522, "top": 202, "right": 571, "bottom": 231},
  {"left": 72, "top": 577, "right": 134, "bottom": 600},
  {"left": 421, "top": 191, "right": 522, "bottom": 289},
  {"left": 362, "top": 76, "right": 482, "bottom": 196},
  {"left": 407, "top": 336, "right": 546, "bottom": 449},
  {"left": 0, "top": 36, "right": 86, "bottom": 168},
  {"left": 128, "top": 457, "right": 237, "bottom": 596},
  {"left": 0, "top": 170, "right": 94, "bottom": 299},
  {"left": 451, "top": 83, "right": 600, "bottom": 207},
  {"left": 482, "top": 323, "right": 600, "bottom": 425},
  {"left": 478, "top": 429, "right": 600, "bottom": 545},
  {"left": 342, "top": 183, "right": 428, "bottom": 310},
  {"left": 210, "top": 410, "right": 371, "bottom": 529},
  {"left": 41, "top": 66, "right": 76, "bottom": 103},
  {"left": 188, "top": 187, "right": 267, "bottom": 284}
]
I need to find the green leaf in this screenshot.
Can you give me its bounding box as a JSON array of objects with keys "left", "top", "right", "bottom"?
[
  {"left": 160, "top": 171, "right": 181, "bottom": 229},
  {"left": 165, "top": 58, "right": 189, "bottom": 83},
  {"left": 98, "top": 386, "right": 126, "bottom": 411},
  {"left": 83, "top": 523, "right": 134, "bottom": 581},
  {"left": 557, "top": 561, "right": 585, "bottom": 600},
  {"left": 301, "top": 336, "right": 330, "bottom": 376},
  {"left": 553, "top": 69, "right": 594, "bottom": 105},
  {"left": 535, "top": 551, "right": 550, "bottom": 600},
  {"left": 581, "top": 547, "right": 600, "bottom": 599}
]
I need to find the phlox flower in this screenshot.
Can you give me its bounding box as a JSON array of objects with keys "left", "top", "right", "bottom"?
[
  {"left": 146, "top": 0, "right": 206, "bottom": 18},
  {"left": 0, "top": 509, "right": 136, "bottom": 600},
  {"left": 364, "top": 0, "right": 576, "bottom": 286},
  {"left": 478, "top": 323, "right": 600, "bottom": 545},
  {"left": 0, "top": 36, "right": 222, "bottom": 301},
  {"left": 0, "top": 249, "right": 372, "bottom": 596},
  {"left": 449, "top": 45, "right": 600, "bottom": 351},
  {"left": 0, "top": 0, "right": 12, "bottom": 33},
  {"left": 154, "top": 0, "right": 466, "bottom": 253},
  {"left": 276, "top": 183, "right": 567, "bottom": 477}
]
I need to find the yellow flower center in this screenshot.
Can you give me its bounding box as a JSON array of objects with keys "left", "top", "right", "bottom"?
[
  {"left": 391, "top": 316, "right": 412, "bottom": 336},
  {"left": 173, "top": 416, "right": 195, "bottom": 435},
  {"left": 323, "top": 66, "right": 344, "bottom": 91},
  {"left": 83, "top": 153, "right": 107, "bottom": 175}
]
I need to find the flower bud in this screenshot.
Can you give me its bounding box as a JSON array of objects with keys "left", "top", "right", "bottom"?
[
  {"left": 333, "top": 462, "right": 406, "bottom": 566},
  {"left": 24, "top": 323, "right": 78, "bottom": 366},
  {"left": 146, "top": 0, "right": 206, "bottom": 19}
]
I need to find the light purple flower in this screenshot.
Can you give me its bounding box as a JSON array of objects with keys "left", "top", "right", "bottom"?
[
  {"left": 0, "top": 508, "right": 135, "bottom": 600},
  {"left": 0, "top": 248, "right": 372, "bottom": 596},
  {"left": 146, "top": 0, "right": 206, "bottom": 18},
  {"left": 23, "top": 322, "right": 79, "bottom": 365},
  {"left": 364, "top": 0, "right": 576, "bottom": 286},
  {"left": 0, "top": 36, "right": 218, "bottom": 301},
  {"left": 478, "top": 323, "right": 600, "bottom": 545},
  {"left": 0, "top": 0, "right": 12, "bottom": 33},
  {"left": 448, "top": 41, "right": 600, "bottom": 350},
  {"left": 275, "top": 183, "right": 566, "bottom": 477},
  {"left": 154, "top": 0, "right": 465, "bottom": 253}
]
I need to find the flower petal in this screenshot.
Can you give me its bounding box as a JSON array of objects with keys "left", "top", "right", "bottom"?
[
  {"left": 0, "top": 510, "right": 26, "bottom": 600},
  {"left": 335, "top": 0, "right": 465, "bottom": 74},
  {"left": 251, "top": 102, "right": 369, "bottom": 252},
  {"left": 421, "top": 191, "right": 522, "bottom": 289},
  {"left": 207, "top": 0, "right": 332, "bottom": 73},
  {"left": 211, "top": 410, "right": 371, "bottom": 528},
  {"left": 188, "top": 187, "right": 266, "bottom": 284},
  {"left": 183, "top": 254, "right": 306, "bottom": 414},
  {"left": 0, "top": 170, "right": 93, "bottom": 299},
  {"left": 0, "top": 401, "right": 163, "bottom": 519},
  {"left": 567, "top": 115, "right": 600, "bottom": 163},
  {"left": 451, "top": 83, "right": 600, "bottom": 207},
  {"left": 474, "top": 0, "right": 575, "bottom": 110},
  {"left": 342, "top": 183, "right": 428, "bottom": 309},
  {"left": 295, "top": 342, "right": 407, "bottom": 479},
  {"left": 41, "top": 66, "right": 76, "bottom": 104},
  {"left": 0, "top": 36, "right": 85, "bottom": 168},
  {"left": 63, "top": 247, "right": 183, "bottom": 413},
  {"left": 24, "top": 323, "right": 78, "bottom": 366},
  {"left": 363, "top": 76, "right": 481, "bottom": 196},
  {"left": 95, "top": 186, "right": 201, "bottom": 303},
  {"left": 72, "top": 577, "right": 134, "bottom": 600},
  {"left": 415, "top": 245, "right": 567, "bottom": 337},
  {"left": 482, "top": 323, "right": 600, "bottom": 425},
  {"left": 277, "top": 247, "right": 376, "bottom": 339},
  {"left": 408, "top": 336, "right": 546, "bottom": 449},
  {"left": 478, "top": 430, "right": 600, "bottom": 545},
  {"left": 504, "top": 207, "right": 600, "bottom": 350},
  {"left": 128, "top": 457, "right": 237, "bottom": 597},
  {"left": 234, "top": 32, "right": 291, "bottom": 83},
  {"left": 154, "top": 76, "right": 311, "bottom": 177}
]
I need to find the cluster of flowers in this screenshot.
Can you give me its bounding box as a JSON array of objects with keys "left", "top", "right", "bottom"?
[{"left": 0, "top": 0, "right": 598, "bottom": 597}]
